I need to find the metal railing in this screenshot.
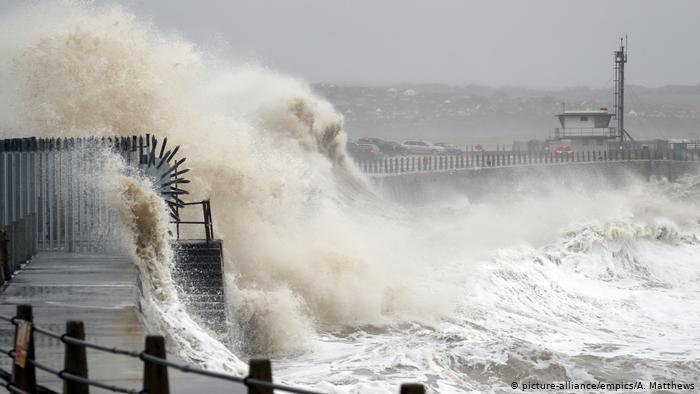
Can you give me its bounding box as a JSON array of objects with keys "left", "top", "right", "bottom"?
[
  {"left": 0, "top": 136, "right": 146, "bottom": 259},
  {"left": 1, "top": 139, "right": 39, "bottom": 283},
  {"left": 355, "top": 147, "right": 694, "bottom": 175},
  {"left": 0, "top": 134, "right": 195, "bottom": 285},
  {"left": 554, "top": 127, "right": 617, "bottom": 139},
  {"left": 170, "top": 200, "right": 215, "bottom": 242},
  {"left": 0, "top": 305, "right": 426, "bottom": 394}
]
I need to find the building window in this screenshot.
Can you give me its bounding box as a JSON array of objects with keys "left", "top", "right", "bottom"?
[{"left": 580, "top": 116, "right": 588, "bottom": 121}]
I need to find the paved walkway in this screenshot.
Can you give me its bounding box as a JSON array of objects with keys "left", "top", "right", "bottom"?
[{"left": 0, "top": 252, "right": 243, "bottom": 393}]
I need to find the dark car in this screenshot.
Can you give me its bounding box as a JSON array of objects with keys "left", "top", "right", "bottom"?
[
  {"left": 358, "top": 137, "right": 384, "bottom": 145},
  {"left": 382, "top": 141, "right": 409, "bottom": 156},
  {"left": 354, "top": 144, "right": 383, "bottom": 160},
  {"left": 358, "top": 138, "right": 408, "bottom": 156}
]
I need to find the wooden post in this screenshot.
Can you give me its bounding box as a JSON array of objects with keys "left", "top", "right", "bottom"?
[
  {"left": 400, "top": 383, "right": 425, "bottom": 394},
  {"left": 13, "top": 304, "right": 36, "bottom": 393},
  {"left": 63, "top": 321, "right": 89, "bottom": 394},
  {"left": 143, "top": 335, "right": 169, "bottom": 394},
  {"left": 248, "top": 359, "right": 273, "bottom": 394}
]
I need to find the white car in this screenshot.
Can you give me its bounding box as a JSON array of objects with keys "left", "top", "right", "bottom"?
[{"left": 401, "top": 140, "right": 446, "bottom": 155}]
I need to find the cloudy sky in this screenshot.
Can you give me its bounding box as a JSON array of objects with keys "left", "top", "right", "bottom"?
[{"left": 7, "top": 1, "right": 700, "bottom": 88}]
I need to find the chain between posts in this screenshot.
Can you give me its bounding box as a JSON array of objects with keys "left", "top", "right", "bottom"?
[{"left": 1, "top": 307, "right": 427, "bottom": 394}]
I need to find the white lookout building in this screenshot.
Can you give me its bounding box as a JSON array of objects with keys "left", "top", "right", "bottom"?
[
  {"left": 556, "top": 109, "right": 614, "bottom": 137},
  {"left": 552, "top": 108, "right": 617, "bottom": 151}
]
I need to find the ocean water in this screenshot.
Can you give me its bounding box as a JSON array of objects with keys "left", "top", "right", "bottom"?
[
  {"left": 1, "top": 3, "right": 698, "bottom": 393},
  {"left": 268, "top": 173, "right": 700, "bottom": 392}
]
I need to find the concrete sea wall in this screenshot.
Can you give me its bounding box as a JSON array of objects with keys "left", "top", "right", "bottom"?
[{"left": 373, "top": 160, "right": 700, "bottom": 204}]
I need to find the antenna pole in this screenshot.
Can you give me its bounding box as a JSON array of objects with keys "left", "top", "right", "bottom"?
[{"left": 614, "top": 37, "right": 628, "bottom": 144}]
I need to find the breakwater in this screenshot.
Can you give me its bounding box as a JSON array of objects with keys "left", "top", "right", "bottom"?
[{"left": 370, "top": 158, "right": 700, "bottom": 204}]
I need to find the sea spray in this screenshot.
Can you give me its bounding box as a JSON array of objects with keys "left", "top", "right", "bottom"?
[
  {"left": 0, "top": 1, "right": 455, "bottom": 357},
  {"left": 100, "top": 153, "right": 246, "bottom": 373}
]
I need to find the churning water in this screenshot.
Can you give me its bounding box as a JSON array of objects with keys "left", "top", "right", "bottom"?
[{"left": 1, "top": 2, "right": 699, "bottom": 393}]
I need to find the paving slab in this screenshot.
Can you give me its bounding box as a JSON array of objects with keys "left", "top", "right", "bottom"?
[{"left": 0, "top": 252, "right": 244, "bottom": 393}]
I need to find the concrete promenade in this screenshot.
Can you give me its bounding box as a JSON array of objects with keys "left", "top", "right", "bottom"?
[{"left": 0, "top": 252, "right": 242, "bottom": 393}]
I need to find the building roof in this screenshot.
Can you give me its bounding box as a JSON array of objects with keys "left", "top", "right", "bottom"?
[{"left": 556, "top": 110, "right": 612, "bottom": 117}]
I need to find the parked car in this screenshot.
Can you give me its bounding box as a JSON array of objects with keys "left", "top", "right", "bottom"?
[
  {"left": 355, "top": 144, "right": 383, "bottom": 160},
  {"left": 435, "top": 143, "right": 464, "bottom": 155},
  {"left": 554, "top": 145, "right": 574, "bottom": 158},
  {"left": 358, "top": 138, "right": 407, "bottom": 156},
  {"left": 382, "top": 141, "right": 409, "bottom": 156},
  {"left": 401, "top": 140, "right": 446, "bottom": 155},
  {"left": 358, "top": 137, "right": 384, "bottom": 146}
]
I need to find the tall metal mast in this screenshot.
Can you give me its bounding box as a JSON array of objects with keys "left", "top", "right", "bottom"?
[{"left": 613, "top": 37, "right": 630, "bottom": 143}]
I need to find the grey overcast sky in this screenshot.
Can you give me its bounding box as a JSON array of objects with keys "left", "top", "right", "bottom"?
[{"left": 7, "top": 1, "right": 700, "bottom": 88}]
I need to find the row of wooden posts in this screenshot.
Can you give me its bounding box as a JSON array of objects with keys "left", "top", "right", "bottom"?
[
  {"left": 5, "top": 304, "right": 426, "bottom": 394},
  {"left": 356, "top": 149, "right": 685, "bottom": 174}
]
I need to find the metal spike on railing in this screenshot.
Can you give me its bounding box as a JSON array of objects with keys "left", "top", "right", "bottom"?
[
  {"left": 167, "top": 148, "right": 181, "bottom": 164},
  {"left": 159, "top": 165, "right": 178, "bottom": 180},
  {"left": 171, "top": 168, "right": 190, "bottom": 178},
  {"left": 156, "top": 151, "right": 171, "bottom": 169},
  {"left": 161, "top": 179, "right": 190, "bottom": 188},
  {"left": 167, "top": 200, "right": 185, "bottom": 209},
  {"left": 149, "top": 140, "right": 158, "bottom": 167},
  {"left": 158, "top": 137, "right": 168, "bottom": 159},
  {"left": 165, "top": 187, "right": 189, "bottom": 195},
  {"left": 173, "top": 196, "right": 186, "bottom": 207},
  {"left": 174, "top": 157, "right": 187, "bottom": 167}
]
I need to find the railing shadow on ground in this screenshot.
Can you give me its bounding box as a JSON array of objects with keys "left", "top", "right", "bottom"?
[{"left": 0, "top": 305, "right": 426, "bottom": 394}]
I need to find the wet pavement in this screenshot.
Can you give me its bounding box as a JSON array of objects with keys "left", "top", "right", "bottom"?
[{"left": 0, "top": 252, "right": 244, "bottom": 393}]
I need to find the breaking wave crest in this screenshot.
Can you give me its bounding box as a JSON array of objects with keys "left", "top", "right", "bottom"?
[
  {"left": 100, "top": 154, "right": 246, "bottom": 373},
  {"left": 0, "top": 1, "right": 447, "bottom": 357}
]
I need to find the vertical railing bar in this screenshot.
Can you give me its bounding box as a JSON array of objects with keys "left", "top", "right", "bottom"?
[
  {"left": 0, "top": 152, "right": 5, "bottom": 228},
  {"left": 67, "top": 148, "right": 74, "bottom": 252},
  {"left": 48, "top": 145, "right": 54, "bottom": 250}
]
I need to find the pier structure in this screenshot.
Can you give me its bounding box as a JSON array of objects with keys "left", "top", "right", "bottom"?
[{"left": 354, "top": 142, "right": 698, "bottom": 175}]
